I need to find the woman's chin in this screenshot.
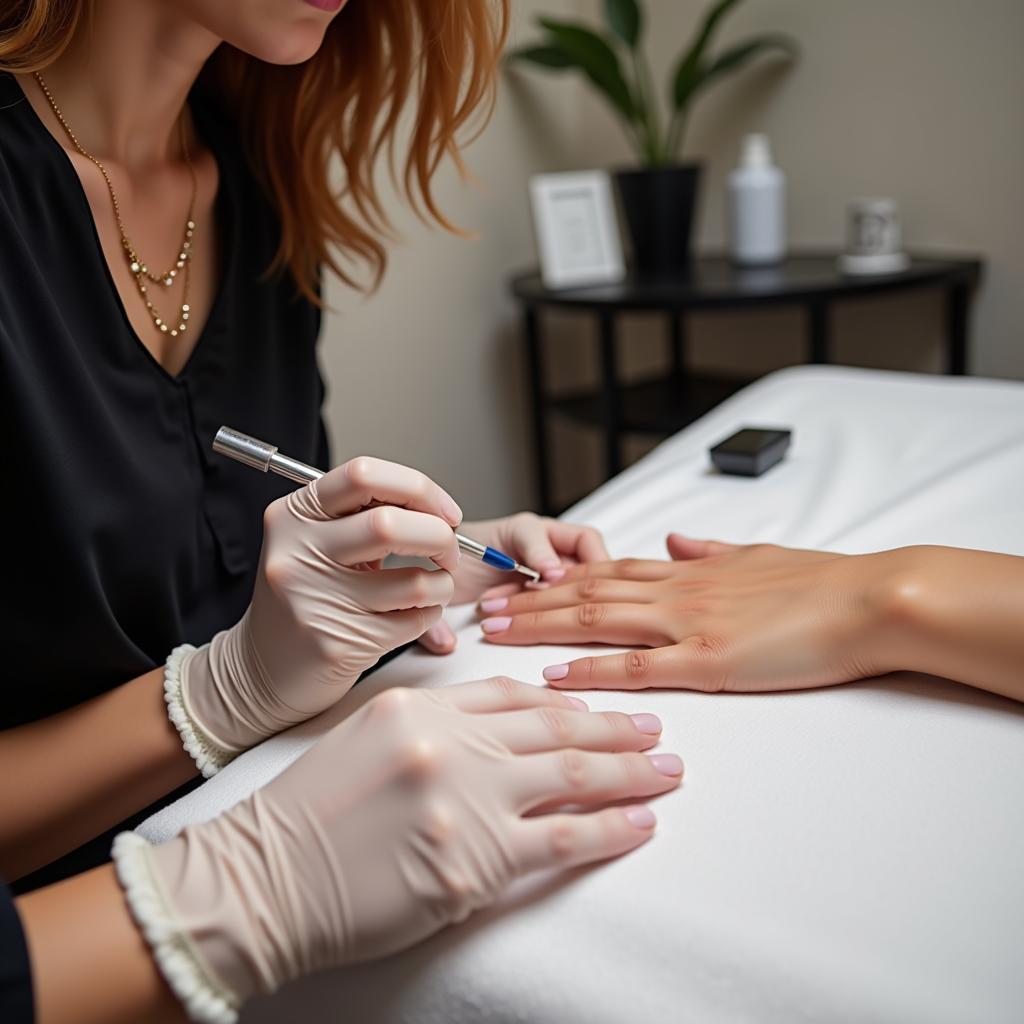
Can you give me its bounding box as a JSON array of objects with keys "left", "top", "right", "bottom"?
[{"left": 234, "top": 22, "right": 329, "bottom": 66}]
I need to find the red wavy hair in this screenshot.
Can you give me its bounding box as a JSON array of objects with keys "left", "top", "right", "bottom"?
[{"left": 0, "top": 0, "right": 510, "bottom": 300}]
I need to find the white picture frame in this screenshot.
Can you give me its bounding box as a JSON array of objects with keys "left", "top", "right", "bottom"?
[{"left": 529, "top": 171, "right": 625, "bottom": 290}]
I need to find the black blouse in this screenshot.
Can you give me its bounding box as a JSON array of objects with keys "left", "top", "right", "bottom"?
[
  {"left": 0, "top": 73, "right": 328, "bottom": 881},
  {"left": 0, "top": 883, "right": 31, "bottom": 1024}
]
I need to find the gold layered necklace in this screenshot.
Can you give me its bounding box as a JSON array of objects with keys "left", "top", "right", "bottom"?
[{"left": 34, "top": 72, "right": 195, "bottom": 338}]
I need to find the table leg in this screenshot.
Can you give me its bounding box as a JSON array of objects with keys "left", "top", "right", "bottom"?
[
  {"left": 598, "top": 311, "right": 622, "bottom": 480},
  {"left": 808, "top": 299, "right": 830, "bottom": 364},
  {"left": 523, "top": 305, "right": 553, "bottom": 516},
  {"left": 945, "top": 282, "right": 969, "bottom": 375}
]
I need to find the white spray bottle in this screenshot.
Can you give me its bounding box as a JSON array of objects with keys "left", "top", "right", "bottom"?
[{"left": 728, "top": 133, "right": 786, "bottom": 266}]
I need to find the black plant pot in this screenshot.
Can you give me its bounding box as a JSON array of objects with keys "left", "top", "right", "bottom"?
[{"left": 614, "top": 164, "right": 703, "bottom": 278}]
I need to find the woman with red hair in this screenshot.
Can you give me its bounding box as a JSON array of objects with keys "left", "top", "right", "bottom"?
[{"left": 0, "top": 2, "right": 683, "bottom": 1020}]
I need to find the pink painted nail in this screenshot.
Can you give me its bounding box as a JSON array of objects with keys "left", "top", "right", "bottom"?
[
  {"left": 480, "top": 616, "right": 512, "bottom": 635},
  {"left": 479, "top": 597, "right": 508, "bottom": 614},
  {"left": 544, "top": 567, "right": 566, "bottom": 582},
  {"left": 623, "top": 805, "right": 657, "bottom": 829},
  {"left": 630, "top": 713, "right": 662, "bottom": 735},
  {"left": 648, "top": 753, "right": 684, "bottom": 777},
  {"left": 542, "top": 663, "right": 570, "bottom": 681},
  {"left": 564, "top": 695, "right": 589, "bottom": 711}
]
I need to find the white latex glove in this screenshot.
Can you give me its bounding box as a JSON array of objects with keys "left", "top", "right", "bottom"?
[
  {"left": 418, "top": 512, "right": 610, "bottom": 654},
  {"left": 114, "top": 678, "right": 682, "bottom": 1023},
  {"left": 170, "top": 457, "right": 462, "bottom": 771}
]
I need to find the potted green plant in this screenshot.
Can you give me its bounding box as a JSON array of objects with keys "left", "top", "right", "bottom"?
[{"left": 508, "top": 0, "right": 798, "bottom": 276}]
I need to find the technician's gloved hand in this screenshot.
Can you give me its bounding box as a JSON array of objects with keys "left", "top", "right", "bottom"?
[
  {"left": 114, "top": 678, "right": 682, "bottom": 1023},
  {"left": 418, "top": 512, "right": 610, "bottom": 654},
  {"left": 168, "top": 457, "right": 462, "bottom": 775}
]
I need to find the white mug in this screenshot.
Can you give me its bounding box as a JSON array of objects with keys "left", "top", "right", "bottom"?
[{"left": 839, "top": 197, "right": 909, "bottom": 274}]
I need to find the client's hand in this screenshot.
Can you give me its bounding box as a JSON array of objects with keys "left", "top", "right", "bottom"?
[
  {"left": 173, "top": 457, "right": 463, "bottom": 770},
  {"left": 418, "top": 512, "right": 609, "bottom": 655},
  {"left": 114, "top": 678, "right": 681, "bottom": 1020},
  {"left": 478, "top": 534, "right": 891, "bottom": 692}
]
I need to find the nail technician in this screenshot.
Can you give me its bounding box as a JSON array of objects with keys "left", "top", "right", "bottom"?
[{"left": 0, "top": 2, "right": 683, "bottom": 1020}]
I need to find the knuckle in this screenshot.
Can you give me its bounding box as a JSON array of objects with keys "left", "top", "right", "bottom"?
[
  {"left": 691, "top": 633, "right": 728, "bottom": 660},
  {"left": 537, "top": 707, "right": 573, "bottom": 746},
  {"left": 576, "top": 657, "right": 598, "bottom": 684},
  {"left": 420, "top": 800, "right": 453, "bottom": 847},
  {"left": 622, "top": 751, "right": 650, "bottom": 786},
  {"left": 548, "top": 820, "right": 578, "bottom": 864},
  {"left": 371, "top": 687, "right": 414, "bottom": 718},
  {"left": 525, "top": 610, "right": 545, "bottom": 633},
  {"left": 344, "top": 455, "right": 376, "bottom": 488},
  {"left": 438, "top": 867, "right": 470, "bottom": 905},
  {"left": 407, "top": 571, "right": 434, "bottom": 606},
  {"left": 601, "top": 710, "right": 633, "bottom": 742},
  {"left": 261, "top": 552, "right": 293, "bottom": 593},
  {"left": 687, "top": 634, "right": 730, "bottom": 692},
  {"left": 576, "top": 603, "right": 606, "bottom": 629},
  {"left": 398, "top": 735, "right": 443, "bottom": 779},
  {"left": 262, "top": 498, "right": 286, "bottom": 533},
  {"left": 368, "top": 505, "right": 397, "bottom": 542},
  {"left": 488, "top": 675, "right": 521, "bottom": 703},
  {"left": 624, "top": 649, "right": 654, "bottom": 682},
  {"left": 559, "top": 749, "right": 589, "bottom": 791},
  {"left": 618, "top": 558, "right": 645, "bottom": 579},
  {"left": 577, "top": 577, "right": 603, "bottom": 600},
  {"left": 436, "top": 570, "right": 455, "bottom": 602}
]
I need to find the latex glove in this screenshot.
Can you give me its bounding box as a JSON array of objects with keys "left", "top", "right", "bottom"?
[
  {"left": 475, "top": 532, "right": 893, "bottom": 692},
  {"left": 418, "top": 512, "right": 609, "bottom": 655},
  {"left": 172, "top": 458, "right": 462, "bottom": 769},
  {"left": 115, "top": 678, "right": 682, "bottom": 1022}
]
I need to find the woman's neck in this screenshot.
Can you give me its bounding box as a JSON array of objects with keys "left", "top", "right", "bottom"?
[{"left": 36, "top": 0, "right": 220, "bottom": 171}]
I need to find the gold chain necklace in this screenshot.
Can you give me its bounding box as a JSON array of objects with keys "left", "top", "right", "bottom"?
[{"left": 34, "top": 71, "right": 195, "bottom": 338}]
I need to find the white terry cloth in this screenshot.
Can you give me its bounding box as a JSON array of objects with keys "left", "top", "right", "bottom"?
[{"left": 140, "top": 366, "right": 1024, "bottom": 1023}]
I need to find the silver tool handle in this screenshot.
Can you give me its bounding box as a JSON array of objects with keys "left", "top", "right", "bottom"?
[{"left": 213, "top": 427, "right": 323, "bottom": 485}]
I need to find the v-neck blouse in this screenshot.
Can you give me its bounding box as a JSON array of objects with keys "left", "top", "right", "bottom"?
[{"left": 0, "top": 72, "right": 328, "bottom": 729}]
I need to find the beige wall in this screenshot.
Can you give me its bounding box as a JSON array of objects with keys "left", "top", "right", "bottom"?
[
  {"left": 319, "top": 0, "right": 1024, "bottom": 518},
  {"left": 571, "top": 0, "right": 1024, "bottom": 382},
  {"left": 317, "top": 0, "right": 585, "bottom": 520}
]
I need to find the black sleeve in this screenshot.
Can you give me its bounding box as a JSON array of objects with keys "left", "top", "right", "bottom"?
[{"left": 0, "top": 882, "right": 34, "bottom": 1024}]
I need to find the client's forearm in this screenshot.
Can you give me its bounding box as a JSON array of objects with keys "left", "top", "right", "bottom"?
[
  {"left": 0, "top": 667, "right": 197, "bottom": 880},
  {"left": 871, "top": 546, "right": 1024, "bottom": 701}
]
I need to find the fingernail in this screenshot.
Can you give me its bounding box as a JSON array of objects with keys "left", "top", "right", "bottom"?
[
  {"left": 623, "top": 805, "right": 657, "bottom": 829},
  {"left": 542, "top": 663, "right": 569, "bottom": 681},
  {"left": 564, "top": 695, "right": 588, "bottom": 710},
  {"left": 544, "top": 568, "right": 566, "bottom": 582},
  {"left": 479, "top": 597, "right": 508, "bottom": 613},
  {"left": 630, "top": 713, "right": 662, "bottom": 735},
  {"left": 441, "top": 495, "right": 463, "bottom": 526},
  {"left": 648, "top": 753, "right": 684, "bottom": 777},
  {"left": 480, "top": 616, "right": 512, "bottom": 635}
]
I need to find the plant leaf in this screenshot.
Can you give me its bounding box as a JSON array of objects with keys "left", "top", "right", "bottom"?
[
  {"left": 505, "top": 45, "right": 576, "bottom": 70},
  {"left": 691, "top": 34, "right": 798, "bottom": 97},
  {"left": 537, "top": 17, "right": 636, "bottom": 120},
  {"left": 671, "top": 0, "right": 745, "bottom": 110},
  {"left": 604, "top": 0, "right": 642, "bottom": 47}
]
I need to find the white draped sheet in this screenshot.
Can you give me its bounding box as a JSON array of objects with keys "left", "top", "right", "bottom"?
[{"left": 140, "top": 366, "right": 1024, "bottom": 1023}]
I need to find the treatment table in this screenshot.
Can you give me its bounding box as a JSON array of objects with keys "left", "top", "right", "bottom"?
[{"left": 140, "top": 365, "right": 1024, "bottom": 1023}]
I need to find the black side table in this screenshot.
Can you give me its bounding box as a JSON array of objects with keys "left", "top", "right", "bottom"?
[{"left": 510, "top": 250, "right": 983, "bottom": 515}]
